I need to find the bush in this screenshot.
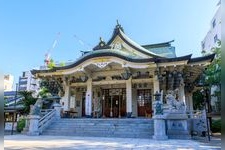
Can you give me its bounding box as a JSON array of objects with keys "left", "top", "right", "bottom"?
[
  {"left": 211, "top": 119, "right": 221, "bottom": 133},
  {"left": 17, "top": 118, "right": 26, "bottom": 132}
]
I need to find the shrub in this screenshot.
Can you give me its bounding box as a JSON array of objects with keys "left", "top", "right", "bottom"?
[
  {"left": 17, "top": 118, "right": 26, "bottom": 132},
  {"left": 211, "top": 119, "right": 221, "bottom": 133}
]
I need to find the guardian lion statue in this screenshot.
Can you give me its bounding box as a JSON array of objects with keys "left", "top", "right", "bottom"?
[
  {"left": 29, "top": 98, "right": 43, "bottom": 115},
  {"left": 165, "top": 90, "right": 185, "bottom": 112}
]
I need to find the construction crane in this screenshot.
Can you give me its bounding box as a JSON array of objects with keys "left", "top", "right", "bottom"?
[
  {"left": 73, "top": 34, "right": 93, "bottom": 55},
  {"left": 44, "top": 32, "right": 61, "bottom": 66}
]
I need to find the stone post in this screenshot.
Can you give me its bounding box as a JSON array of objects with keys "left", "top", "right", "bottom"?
[
  {"left": 52, "top": 102, "right": 62, "bottom": 120},
  {"left": 153, "top": 115, "right": 168, "bottom": 140},
  {"left": 153, "top": 91, "right": 168, "bottom": 140},
  {"left": 27, "top": 115, "right": 40, "bottom": 136}
]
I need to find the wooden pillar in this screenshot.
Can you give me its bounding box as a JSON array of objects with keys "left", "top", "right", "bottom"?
[
  {"left": 189, "top": 93, "right": 194, "bottom": 111},
  {"left": 63, "top": 86, "right": 71, "bottom": 111},
  {"left": 153, "top": 75, "right": 160, "bottom": 94},
  {"left": 126, "top": 78, "right": 132, "bottom": 117},
  {"left": 85, "top": 78, "right": 92, "bottom": 117},
  {"left": 178, "top": 79, "right": 186, "bottom": 110},
  {"left": 153, "top": 75, "right": 160, "bottom": 111}
]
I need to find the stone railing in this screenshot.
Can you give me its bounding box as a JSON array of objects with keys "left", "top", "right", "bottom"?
[
  {"left": 24, "top": 102, "right": 62, "bottom": 136},
  {"left": 186, "top": 110, "right": 206, "bottom": 119},
  {"left": 38, "top": 109, "right": 56, "bottom": 134},
  {"left": 186, "top": 110, "right": 209, "bottom": 137}
]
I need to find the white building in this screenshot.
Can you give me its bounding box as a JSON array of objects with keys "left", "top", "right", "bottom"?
[
  {"left": 201, "top": 2, "right": 221, "bottom": 53},
  {"left": 18, "top": 71, "right": 40, "bottom": 96},
  {"left": 4, "top": 74, "right": 14, "bottom": 91}
]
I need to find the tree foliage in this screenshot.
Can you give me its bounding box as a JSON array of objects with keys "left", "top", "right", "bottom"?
[
  {"left": 38, "top": 87, "right": 51, "bottom": 98},
  {"left": 47, "top": 59, "right": 55, "bottom": 69},
  {"left": 202, "top": 40, "right": 221, "bottom": 112},
  {"left": 59, "top": 61, "right": 65, "bottom": 67},
  {"left": 193, "top": 90, "right": 204, "bottom": 110},
  {"left": 18, "top": 91, "right": 37, "bottom": 115},
  {"left": 204, "top": 40, "right": 221, "bottom": 86}
]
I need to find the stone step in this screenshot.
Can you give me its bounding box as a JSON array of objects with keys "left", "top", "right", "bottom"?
[
  {"left": 44, "top": 127, "right": 153, "bottom": 132},
  {"left": 42, "top": 118, "right": 154, "bottom": 138},
  {"left": 168, "top": 135, "right": 191, "bottom": 139},
  {"left": 49, "top": 121, "right": 153, "bottom": 124},
  {"left": 41, "top": 132, "right": 152, "bottom": 138},
  {"left": 49, "top": 123, "right": 152, "bottom": 126},
  {"left": 42, "top": 130, "right": 153, "bottom": 137}
]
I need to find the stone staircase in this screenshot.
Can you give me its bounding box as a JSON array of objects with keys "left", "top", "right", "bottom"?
[{"left": 41, "top": 118, "right": 154, "bottom": 138}]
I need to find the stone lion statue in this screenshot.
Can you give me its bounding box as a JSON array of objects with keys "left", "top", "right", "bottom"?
[
  {"left": 165, "top": 90, "right": 185, "bottom": 112},
  {"left": 29, "top": 98, "right": 43, "bottom": 115}
]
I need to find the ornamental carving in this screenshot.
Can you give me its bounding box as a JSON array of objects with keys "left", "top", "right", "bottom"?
[{"left": 94, "top": 62, "right": 109, "bottom": 68}]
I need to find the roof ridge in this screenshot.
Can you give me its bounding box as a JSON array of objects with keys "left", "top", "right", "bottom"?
[{"left": 142, "top": 40, "right": 175, "bottom": 48}]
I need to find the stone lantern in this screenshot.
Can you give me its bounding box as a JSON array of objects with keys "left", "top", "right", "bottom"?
[{"left": 152, "top": 91, "right": 168, "bottom": 140}]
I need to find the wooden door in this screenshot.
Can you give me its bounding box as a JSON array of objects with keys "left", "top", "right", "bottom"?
[
  {"left": 112, "top": 95, "right": 119, "bottom": 117},
  {"left": 82, "top": 92, "right": 86, "bottom": 116},
  {"left": 137, "top": 89, "right": 152, "bottom": 116}
]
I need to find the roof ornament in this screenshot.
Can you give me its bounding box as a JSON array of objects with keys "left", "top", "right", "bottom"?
[
  {"left": 92, "top": 37, "right": 111, "bottom": 50},
  {"left": 100, "top": 37, "right": 104, "bottom": 42},
  {"left": 99, "top": 37, "right": 106, "bottom": 47},
  {"left": 116, "top": 19, "right": 120, "bottom": 26},
  {"left": 115, "top": 19, "right": 124, "bottom": 32}
]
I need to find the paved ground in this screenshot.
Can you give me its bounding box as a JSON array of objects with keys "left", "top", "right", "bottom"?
[{"left": 4, "top": 135, "right": 221, "bottom": 150}]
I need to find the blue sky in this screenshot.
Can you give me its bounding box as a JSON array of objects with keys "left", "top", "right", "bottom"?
[{"left": 0, "top": 0, "right": 218, "bottom": 90}]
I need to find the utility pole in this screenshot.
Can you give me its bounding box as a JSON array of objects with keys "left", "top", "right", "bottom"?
[
  {"left": 204, "top": 87, "right": 211, "bottom": 141},
  {"left": 11, "top": 83, "right": 18, "bottom": 135}
]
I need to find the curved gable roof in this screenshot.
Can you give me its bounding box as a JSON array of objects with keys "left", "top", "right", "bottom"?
[
  {"left": 31, "top": 51, "right": 215, "bottom": 75},
  {"left": 107, "top": 24, "right": 165, "bottom": 58},
  {"left": 31, "top": 23, "right": 215, "bottom": 75}
]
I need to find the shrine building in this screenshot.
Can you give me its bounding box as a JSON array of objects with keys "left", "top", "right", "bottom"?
[{"left": 31, "top": 22, "right": 214, "bottom": 118}]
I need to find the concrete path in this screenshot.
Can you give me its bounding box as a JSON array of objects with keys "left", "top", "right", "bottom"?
[{"left": 4, "top": 135, "right": 221, "bottom": 150}]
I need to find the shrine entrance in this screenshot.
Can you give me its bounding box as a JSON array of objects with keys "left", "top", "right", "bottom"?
[
  {"left": 137, "top": 89, "right": 152, "bottom": 117},
  {"left": 102, "top": 88, "right": 126, "bottom": 118}
]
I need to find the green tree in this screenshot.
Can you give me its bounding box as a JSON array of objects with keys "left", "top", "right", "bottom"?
[
  {"left": 59, "top": 61, "right": 65, "bottom": 67},
  {"left": 18, "top": 91, "right": 37, "bottom": 115},
  {"left": 38, "top": 87, "right": 51, "bottom": 98},
  {"left": 47, "top": 59, "right": 55, "bottom": 69},
  {"left": 202, "top": 40, "right": 221, "bottom": 112},
  {"left": 204, "top": 41, "right": 221, "bottom": 86},
  {"left": 193, "top": 90, "right": 204, "bottom": 110}
]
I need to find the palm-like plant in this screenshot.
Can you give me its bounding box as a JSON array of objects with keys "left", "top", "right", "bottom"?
[{"left": 18, "top": 91, "right": 37, "bottom": 115}]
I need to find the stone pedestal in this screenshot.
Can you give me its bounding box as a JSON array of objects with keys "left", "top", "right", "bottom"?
[
  {"left": 165, "top": 113, "right": 191, "bottom": 139},
  {"left": 153, "top": 115, "right": 168, "bottom": 140},
  {"left": 27, "top": 115, "right": 40, "bottom": 136},
  {"left": 52, "top": 103, "right": 62, "bottom": 120}
]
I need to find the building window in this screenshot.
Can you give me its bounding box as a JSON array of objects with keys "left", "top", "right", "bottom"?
[
  {"left": 214, "top": 34, "right": 218, "bottom": 43},
  {"left": 22, "top": 72, "right": 26, "bottom": 77},
  {"left": 19, "top": 79, "right": 27, "bottom": 82},
  {"left": 212, "top": 19, "right": 216, "bottom": 28},
  {"left": 201, "top": 42, "right": 205, "bottom": 50}
]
